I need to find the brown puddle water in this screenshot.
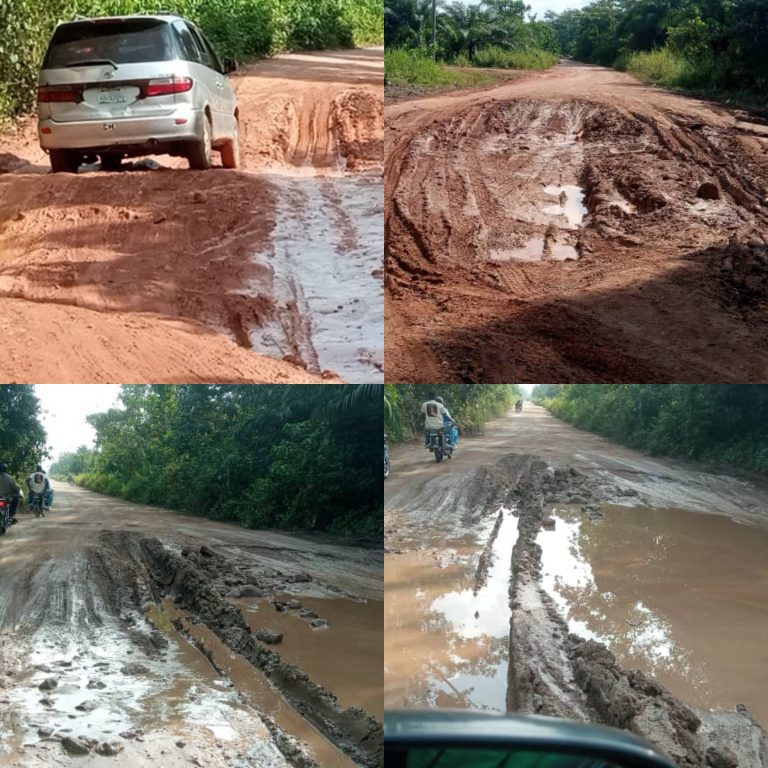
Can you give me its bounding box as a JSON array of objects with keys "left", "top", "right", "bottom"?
[
  {"left": 539, "top": 505, "right": 768, "bottom": 727},
  {"left": 163, "top": 601, "right": 357, "bottom": 768},
  {"left": 384, "top": 509, "right": 518, "bottom": 711},
  {"left": 238, "top": 596, "right": 383, "bottom": 721}
]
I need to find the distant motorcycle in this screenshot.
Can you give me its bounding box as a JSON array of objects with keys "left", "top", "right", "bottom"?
[
  {"left": 426, "top": 427, "right": 455, "bottom": 463},
  {"left": 384, "top": 434, "right": 391, "bottom": 479},
  {"left": 29, "top": 491, "right": 47, "bottom": 518},
  {"left": 0, "top": 497, "right": 14, "bottom": 535},
  {"left": 515, "top": 400, "right": 523, "bottom": 413}
]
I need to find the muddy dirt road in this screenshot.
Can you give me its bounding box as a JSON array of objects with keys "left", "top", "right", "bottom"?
[
  {"left": 0, "top": 485, "right": 382, "bottom": 766},
  {"left": 385, "top": 61, "right": 768, "bottom": 382},
  {"left": 384, "top": 405, "right": 768, "bottom": 767},
  {"left": 0, "top": 49, "right": 383, "bottom": 383}
]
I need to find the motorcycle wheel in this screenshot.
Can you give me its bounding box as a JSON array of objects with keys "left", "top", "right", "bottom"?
[{"left": 434, "top": 447, "right": 444, "bottom": 463}]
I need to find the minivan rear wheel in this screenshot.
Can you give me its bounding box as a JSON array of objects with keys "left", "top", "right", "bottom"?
[
  {"left": 220, "top": 118, "right": 240, "bottom": 169},
  {"left": 187, "top": 115, "right": 212, "bottom": 170},
  {"left": 49, "top": 149, "right": 80, "bottom": 174}
]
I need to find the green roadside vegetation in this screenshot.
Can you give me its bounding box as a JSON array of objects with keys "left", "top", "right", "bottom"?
[
  {"left": 384, "top": 0, "right": 558, "bottom": 91},
  {"left": 0, "top": 385, "right": 47, "bottom": 478},
  {"left": 547, "top": 0, "right": 768, "bottom": 113},
  {"left": 533, "top": 385, "right": 768, "bottom": 476},
  {"left": 0, "top": 0, "right": 383, "bottom": 121},
  {"left": 385, "top": 384, "right": 521, "bottom": 442},
  {"left": 51, "top": 385, "right": 383, "bottom": 538}
]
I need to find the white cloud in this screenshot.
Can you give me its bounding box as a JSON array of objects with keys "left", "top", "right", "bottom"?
[{"left": 35, "top": 385, "right": 122, "bottom": 464}]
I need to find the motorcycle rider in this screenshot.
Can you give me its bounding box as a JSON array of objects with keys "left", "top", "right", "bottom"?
[
  {"left": 0, "top": 463, "right": 22, "bottom": 524},
  {"left": 420, "top": 393, "right": 448, "bottom": 448},
  {"left": 27, "top": 465, "right": 53, "bottom": 511}
]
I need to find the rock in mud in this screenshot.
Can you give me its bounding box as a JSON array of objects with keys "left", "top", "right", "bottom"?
[
  {"left": 61, "top": 735, "right": 93, "bottom": 755},
  {"left": 286, "top": 599, "right": 302, "bottom": 609},
  {"left": 542, "top": 517, "right": 556, "bottom": 531},
  {"left": 706, "top": 746, "right": 738, "bottom": 768},
  {"left": 75, "top": 699, "right": 98, "bottom": 712},
  {"left": 226, "top": 587, "right": 243, "bottom": 598},
  {"left": 299, "top": 609, "right": 318, "bottom": 620},
  {"left": 37, "top": 726, "right": 55, "bottom": 737},
  {"left": 696, "top": 181, "right": 720, "bottom": 200},
  {"left": 256, "top": 629, "right": 283, "bottom": 645},
  {"left": 39, "top": 697, "right": 55, "bottom": 707},
  {"left": 310, "top": 619, "right": 330, "bottom": 629},
  {"left": 286, "top": 572, "right": 311, "bottom": 583},
  {"left": 96, "top": 740, "right": 125, "bottom": 756},
  {"left": 239, "top": 585, "right": 263, "bottom": 597},
  {"left": 120, "top": 662, "right": 150, "bottom": 676},
  {"left": 199, "top": 545, "right": 217, "bottom": 558},
  {"left": 38, "top": 678, "right": 58, "bottom": 691}
]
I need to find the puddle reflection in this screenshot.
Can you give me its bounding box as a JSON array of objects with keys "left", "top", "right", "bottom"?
[{"left": 538, "top": 505, "right": 768, "bottom": 726}]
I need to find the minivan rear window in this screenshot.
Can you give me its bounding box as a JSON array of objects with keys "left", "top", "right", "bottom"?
[{"left": 44, "top": 19, "right": 175, "bottom": 68}]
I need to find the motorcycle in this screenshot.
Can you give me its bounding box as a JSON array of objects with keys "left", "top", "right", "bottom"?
[
  {"left": 426, "top": 427, "right": 455, "bottom": 463},
  {"left": 29, "top": 491, "right": 47, "bottom": 518},
  {"left": 0, "top": 497, "right": 14, "bottom": 535},
  {"left": 515, "top": 401, "right": 523, "bottom": 413},
  {"left": 384, "top": 434, "right": 391, "bottom": 480}
]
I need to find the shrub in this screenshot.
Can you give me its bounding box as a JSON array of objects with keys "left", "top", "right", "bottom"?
[{"left": 473, "top": 46, "right": 558, "bottom": 70}]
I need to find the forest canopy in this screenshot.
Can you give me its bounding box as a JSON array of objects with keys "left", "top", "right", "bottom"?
[
  {"left": 0, "top": 385, "right": 47, "bottom": 478},
  {"left": 385, "top": 384, "right": 522, "bottom": 442},
  {"left": 51, "top": 385, "right": 383, "bottom": 538},
  {"left": 546, "top": 0, "right": 768, "bottom": 98},
  {"left": 533, "top": 384, "right": 768, "bottom": 475}
]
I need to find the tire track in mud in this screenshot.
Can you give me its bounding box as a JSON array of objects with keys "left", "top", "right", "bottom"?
[{"left": 385, "top": 75, "right": 768, "bottom": 382}]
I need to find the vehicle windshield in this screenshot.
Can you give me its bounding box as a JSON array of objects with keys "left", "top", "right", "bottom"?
[{"left": 44, "top": 19, "right": 175, "bottom": 68}]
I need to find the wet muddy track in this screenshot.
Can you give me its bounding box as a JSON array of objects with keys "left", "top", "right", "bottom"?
[
  {"left": 384, "top": 62, "right": 768, "bottom": 382},
  {"left": 0, "top": 486, "right": 382, "bottom": 767},
  {"left": 0, "top": 50, "right": 384, "bottom": 383},
  {"left": 384, "top": 406, "right": 768, "bottom": 767}
]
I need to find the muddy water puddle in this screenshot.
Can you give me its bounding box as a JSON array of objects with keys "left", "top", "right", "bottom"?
[
  {"left": 385, "top": 508, "right": 518, "bottom": 711},
  {"left": 539, "top": 505, "right": 768, "bottom": 726},
  {"left": 164, "top": 601, "right": 356, "bottom": 768},
  {"left": 490, "top": 237, "right": 579, "bottom": 263},
  {"left": 238, "top": 596, "right": 383, "bottom": 721},
  {"left": 541, "top": 184, "right": 587, "bottom": 228}
]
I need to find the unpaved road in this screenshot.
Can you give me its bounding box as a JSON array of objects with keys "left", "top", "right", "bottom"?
[
  {"left": 0, "top": 49, "right": 383, "bottom": 383},
  {"left": 385, "top": 61, "right": 768, "bottom": 382},
  {"left": 384, "top": 405, "right": 768, "bottom": 767},
  {"left": 0, "top": 485, "right": 382, "bottom": 767}
]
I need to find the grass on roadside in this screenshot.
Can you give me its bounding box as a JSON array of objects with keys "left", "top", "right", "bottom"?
[
  {"left": 473, "top": 46, "right": 558, "bottom": 70},
  {"left": 626, "top": 47, "right": 768, "bottom": 116},
  {"left": 385, "top": 48, "right": 499, "bottom": 87}
]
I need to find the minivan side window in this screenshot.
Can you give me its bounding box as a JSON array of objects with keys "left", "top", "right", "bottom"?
[
  {"left": 173, "top": 21, "right": 202, "bottom": 64},
  {"left": 189, "top": 26, "right": 223, "bottom": 74}
]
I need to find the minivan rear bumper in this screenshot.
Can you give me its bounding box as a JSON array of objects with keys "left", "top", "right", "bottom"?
[{"left": 38, "top": 107, "right": 204, "bottom": 155}]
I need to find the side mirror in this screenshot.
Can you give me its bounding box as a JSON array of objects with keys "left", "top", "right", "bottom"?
[
  {"left": 385, "top": 711, "right": 678, "bottom": 768},
  {"left": 223, "top": 57, "right": 237, "bottom": 74}
]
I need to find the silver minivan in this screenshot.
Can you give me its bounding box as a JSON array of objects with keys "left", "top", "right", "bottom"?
[{"left": 37, "top": 15, "right": 240, "bottom": 172}]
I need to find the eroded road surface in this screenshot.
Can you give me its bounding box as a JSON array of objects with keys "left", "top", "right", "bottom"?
[
  {"left": 384, "top": 405, "right": 768, "bottom": 767},
  {"left": 385, "top": 61, "right": 768, "bottom": 382},
  {"left": 0, "top": 49, "right": 383, "bottom": 383},
  {"left": 0, "top": 485, "right": 383, "bottom": 767}
]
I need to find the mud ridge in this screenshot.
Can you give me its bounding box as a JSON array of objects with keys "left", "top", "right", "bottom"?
[
  {"left": 505, "top": 459, "right": 768, "bottom": 767},
  {"left": 473, "top": 507, "right": 504, "bottom": 595}
]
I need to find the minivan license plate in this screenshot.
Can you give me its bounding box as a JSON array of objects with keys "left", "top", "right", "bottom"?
[{"left": 98, "top": 89, "right": 126, "bottom": 104}]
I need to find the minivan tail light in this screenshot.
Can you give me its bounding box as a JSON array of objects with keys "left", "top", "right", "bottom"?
[
  {"left": 145, "top": 77, "right": 193, "bottom": 97},
  {"left": 38, "top": 85, "right": 81, "bottom": 103}
]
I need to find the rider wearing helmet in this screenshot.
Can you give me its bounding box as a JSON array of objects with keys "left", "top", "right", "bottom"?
[
  {"left": 0, "top": 463, "right": 22, "bottom": 524},
  {"left": 27, "top": 465, "right": 53, "bottom": 511}
]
